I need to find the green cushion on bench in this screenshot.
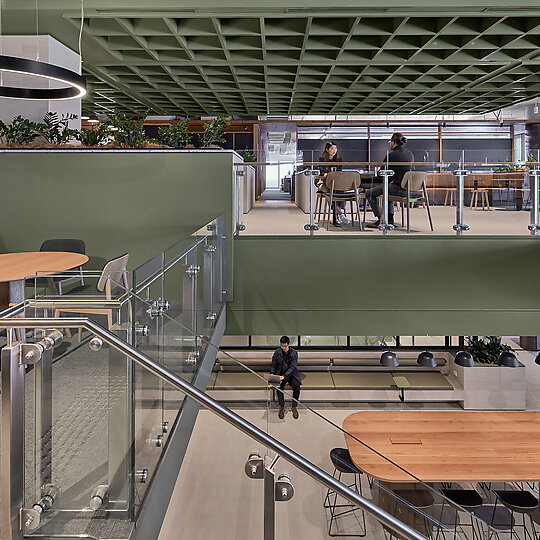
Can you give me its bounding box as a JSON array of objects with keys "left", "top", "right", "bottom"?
[
  {"left": 392, "top": 371, "right": 454, "bottom": 389},
  {"left": 332, "top": 372, "right": 396, "bottom": 389}
]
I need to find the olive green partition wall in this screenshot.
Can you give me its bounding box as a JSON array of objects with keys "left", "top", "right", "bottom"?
[
  {"left": 0, "top": 149, "right": 236, "bottom": 291},
  {"left": 227, "top": 235, "right": 540, "bottom": 336}
]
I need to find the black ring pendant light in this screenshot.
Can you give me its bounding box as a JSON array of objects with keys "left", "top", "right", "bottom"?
[{"left": 0, "top": 54, "right": 86, "bottom": 99}]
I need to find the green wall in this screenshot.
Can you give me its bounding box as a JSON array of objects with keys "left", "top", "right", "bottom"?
[
  {"left": 0, "top": 150, "right": 235, "bottom": 290},
  {"left": 227, "top": 235, "right": 540, "bottom": 336}
]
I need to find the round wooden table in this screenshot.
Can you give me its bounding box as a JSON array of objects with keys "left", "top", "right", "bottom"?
[{"left": 0, "top": 251, "right": 89, "bottom": 306}]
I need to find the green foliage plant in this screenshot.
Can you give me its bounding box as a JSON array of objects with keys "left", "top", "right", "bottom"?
[
  {"left": 242, "top": 146, "right": 256, "bottom": 162},
  {"left": 77, "top": 122, "right": 110, "bottom": 146},
  {"left": 465, "top": 336, "right": 511, "bottom": 365},
  {"left": 200, "top": 115, "right": 230, "bottom": 148},
  {"left": 0, "top": 115, "right": 41, "bottom": 145},
  {"left": 39, "top": 112, "right": 79, "bottom": 144},
  {"left": 158, "top": 119, "right": 192, "bottom": 148},
  {"left": 109, "top": 109, "right": 149, "bottom": 148}
]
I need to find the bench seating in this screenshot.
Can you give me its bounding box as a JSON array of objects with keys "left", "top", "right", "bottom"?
[{"left": 208, "top": 350, "right": 463, "bottom": 403}]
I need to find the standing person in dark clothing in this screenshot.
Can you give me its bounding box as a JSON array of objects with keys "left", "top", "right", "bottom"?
[
  {"left": 317, "top": 141, "right": 349, "bottom": 226},
  {"left": 366, "top": 133, "right": 413, "bottom": 228},
  {"left": 270, "top": 336, "right": 302, "bottom": 420}
]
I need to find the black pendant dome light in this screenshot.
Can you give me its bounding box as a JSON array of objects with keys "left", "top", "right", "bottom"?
[{"left": 0, "top": 0, "right": 87, "bottom": 100}]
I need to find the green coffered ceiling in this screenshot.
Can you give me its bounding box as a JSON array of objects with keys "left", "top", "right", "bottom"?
[{"left": 3, "top": 2, "right": 540, "bottom": 116}]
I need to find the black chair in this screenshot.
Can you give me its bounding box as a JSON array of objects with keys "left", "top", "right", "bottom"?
[
  {"left": 439, "top": 488, "right": 483, "bottom": 540},
  {"left": 323, "top": 448, "right": 367, "bottom": 537},
  {"left": 27, "top": 239, "right": 86, "bottom": 295},
  {"left": 492, "top": 489, "right": 539, "bottom": 540}
]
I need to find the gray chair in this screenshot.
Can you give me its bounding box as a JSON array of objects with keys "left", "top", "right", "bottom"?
[
  {"left": 388, "top": 171, "right": 434, "bottom": 233},
  {"left": 27, "top": 238, "right": 86, "bottom": 294},
  {"left": 54, "top": 253, "right": 129, "bottom": 340},
  {"left": 319, "top": 171, "right": 365, "bottom": 231}
]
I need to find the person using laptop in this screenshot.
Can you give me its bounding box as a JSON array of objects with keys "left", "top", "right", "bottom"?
[{"left": 270, "top": 335, "right": 302, "bottom": 420}]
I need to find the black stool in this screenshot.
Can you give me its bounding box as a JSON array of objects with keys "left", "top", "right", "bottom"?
[
  {"left": 387, "top": 489, "right": 434, "bottom": 540},
  {"left": 492, "top": 490, "right": 539, "bottom": 540},
  {"left": 323, "top": 448, "right": 367, "bottom": 537},
  {"left": 439, "top": 489, "right": 483, "bottom": 540}
]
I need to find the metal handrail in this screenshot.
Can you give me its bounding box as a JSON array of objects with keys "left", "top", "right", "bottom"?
[{"left": 2, "top": 317, "right": 427, "bottom": 540}]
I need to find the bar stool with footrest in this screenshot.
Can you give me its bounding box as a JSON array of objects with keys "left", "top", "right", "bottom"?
[
  {"left": 387, "top": 488, "right": 434, "bottom": 540},
  {"left": 323, "top": 447, "right": 367, "bottom": 537},
  {"left": 491, "top": 489, "right": 539, "bottom": 540},
  {"left": 438, "top": 488, "right": 483, "bottom": 540}
]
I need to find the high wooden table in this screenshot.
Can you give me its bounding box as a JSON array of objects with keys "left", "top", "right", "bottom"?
[
  {"left": 343, "top": 410, "right": 540, "bottom": 483},
  {"left": 0, "top": 251, "right": 89, "bottom": 307}
]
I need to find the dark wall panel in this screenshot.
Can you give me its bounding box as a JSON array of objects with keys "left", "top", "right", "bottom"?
[
  {"left": 370, "top": 139, "right": 439, "bottom": 164},
  {"left": 442, "top": 138, "right": 511, "bottom": 162},
  {"left": 234, "top": 132, "right": 253, "bottom": 151},
  {"left": 298, "top": 138, "right": 368, "bottom": 164}
]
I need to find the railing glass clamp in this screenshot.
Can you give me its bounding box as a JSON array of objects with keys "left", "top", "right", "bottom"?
[{"left": 244, "top": 452, "right": 264, "bottom": 479}]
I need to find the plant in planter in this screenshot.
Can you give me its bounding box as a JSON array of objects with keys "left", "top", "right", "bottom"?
[
  {"left": 77, "top": 122, "right": 110, "bottom": 146},
  {"left": 242, "top": 146, "right": 256, "bottom": 162},
  {"left": 158, "top": 119, "right": 192, "bottom": 148},
  {"left": 109, "top": 109, "right": 149, "bottom": 148},
  {"left": 0, "top": 115, "right": 41, "bottom": 146},
  {"left": 200, "top": 115, "right": 230, "bottom": 148},
  {"left": 465, "top": 336, "right": 511, "bottom": 365},
  {"left": 39, "top": 112, "right": 79, "bottom": 144}
]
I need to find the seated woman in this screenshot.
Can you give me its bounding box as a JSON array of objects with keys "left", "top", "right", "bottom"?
[
  {"left": 318, "top": 141, "right": 349, "bottom": 226},
  {"left": 366, "top": 133, "right": 413, "bottom": 228}
]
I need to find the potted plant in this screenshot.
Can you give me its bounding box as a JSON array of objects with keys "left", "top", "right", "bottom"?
[
  {"left": 158, "top": 119, "right": 192, "bottom": 148},
  {"left": 465, "top": 336, "right": 511, "bottom": 364},
  {"left": 109, "top": 109, "right": 149, "bottom": 148},
  {"left": 77, "top": 122, "right": 111, "bottom": 147},
  {"left": 38, "top": 112, "right": 79, "bottom": 145},
  {"left": 0, "top": 115, "right": 41, "bottom": 147},
  {"left": 448, "top": 336, "right": 525, "bottom": 410},
  {"left": 242, "top": 147, "right": 256, "bottom": 162},
  {"left": 200, "top": 115, "right": 230, "bottom": 148}
]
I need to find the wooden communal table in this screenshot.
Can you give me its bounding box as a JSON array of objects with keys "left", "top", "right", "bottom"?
[
  {"left": 0, "top": 251, "right": 89, "bottom": 307},
  {"left": 343, "top": 410, "right": 540, "bottom": 483}
]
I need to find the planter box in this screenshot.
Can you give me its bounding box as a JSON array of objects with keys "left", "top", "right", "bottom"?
[{"left": 448, "top": 355, "right": 526, "bottom": 410}]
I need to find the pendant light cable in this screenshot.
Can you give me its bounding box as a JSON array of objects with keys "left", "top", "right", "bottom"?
[
  {"left": 35, "top": 0, "right": 39, "bottom": 61},
  {"left": 78, "top": 0, "right": 84, "bottom": 70}
]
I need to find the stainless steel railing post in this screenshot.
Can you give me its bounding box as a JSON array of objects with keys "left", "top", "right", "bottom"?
[
  {"left": 453, "top": 168, "right": 470, "bottom": 236},
  {"left": 1, "top": 342, "right": 25, "bottom": 540},
  {"left": 528, "top": 169, "right": 540, "bottom": 236},
  {"left": 304, "top": 168, "right": 320, "bottom": 235},
  {"left": 2, "top": 330, "right": 63, "bottom": 538},
  {"left": 378, "top": 169, "right": 395, "bottom": 235},
  {"left": 235, "top": 169, "right": 246, "bottom": 234}
]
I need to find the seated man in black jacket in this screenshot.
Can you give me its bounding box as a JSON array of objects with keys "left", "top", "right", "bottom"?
[
  {"left": 366, "top": 132, "right": 413, "bottom": 228},
  {"left": 270, "top": 336, "right": 302, "bottom": 420}
]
